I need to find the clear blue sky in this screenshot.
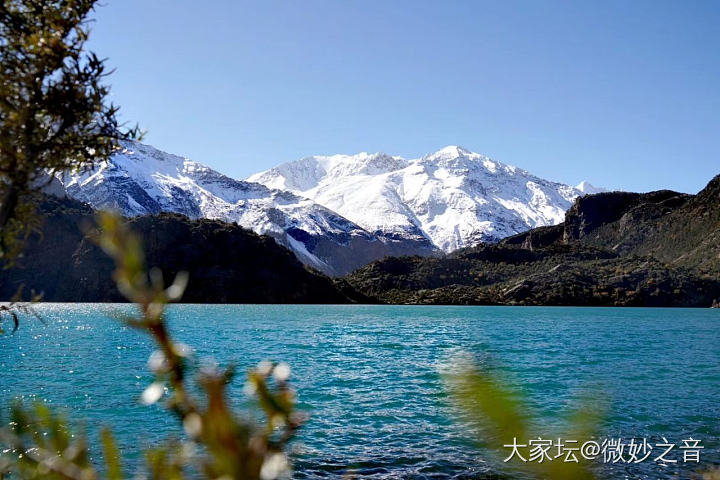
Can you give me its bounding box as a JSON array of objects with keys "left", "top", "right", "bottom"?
[{"left": 87, "top": 0, "right": 720, "bottom": 193}]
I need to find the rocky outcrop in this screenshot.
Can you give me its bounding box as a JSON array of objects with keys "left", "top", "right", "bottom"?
[
  {"left": 345, "top": 174, "right": 720, "bottom": 307},
  {"left": 558, "top": 176, "right": 719, "bottom": 272},
  {"left": 561, "top": 190, "right": 690, "bottom": 242},
  {"left": 501, "top": 224, "right": 564, "bottom": 250}
]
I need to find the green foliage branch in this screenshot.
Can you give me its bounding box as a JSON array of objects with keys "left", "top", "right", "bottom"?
[
  {"left": 0, "top": 213, "right": 302, "bottom": 479},
  {"left": 0, "top": 0, "right": 141, "bottom": 261}
]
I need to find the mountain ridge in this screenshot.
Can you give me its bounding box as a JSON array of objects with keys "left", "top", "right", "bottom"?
[
  {"left": 3, "top": 174, "right": 717, "bottom": 306},
  {"left": 57, "top": 140, "right": 437, "bottom": 276},
  {"left": 345, "top": 174, "right": 720, "bottom": 306},
  {"left": 57, "top": 140, "right": 588, "bottom": 275},
  {"left": 249, "top": 144, "right": 581, "bottom": 252},
  {"left": 0, "top": 195, "right": 363, "bottom": 303}
]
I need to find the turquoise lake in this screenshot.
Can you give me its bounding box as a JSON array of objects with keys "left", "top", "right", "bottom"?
[{"left": 1, "top": 304, "right": 719, "bottom": 479}]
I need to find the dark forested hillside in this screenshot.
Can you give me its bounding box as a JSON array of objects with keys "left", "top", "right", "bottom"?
[
  {"left": 345, "top": 174, "right": 720, "bottom": 307},
  {"left": 3, "top": 174, "right": 719, "bottom": 306},
  {"left": 0, "top": 196, "right": 360, "bottom": 303}
]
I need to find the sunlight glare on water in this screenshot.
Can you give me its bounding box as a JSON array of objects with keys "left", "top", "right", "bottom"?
[{"left": 1, "top": 304, "right": 719, "bottom": 479}]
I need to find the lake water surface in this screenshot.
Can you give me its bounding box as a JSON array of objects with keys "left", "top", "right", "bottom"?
[{"left": 1, "top": 304, "right": 719, "bottom": 479}]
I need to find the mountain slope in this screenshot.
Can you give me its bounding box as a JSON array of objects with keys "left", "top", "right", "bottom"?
[
  {"left": 57, "top": 141, "right": 436, "bottom": 276},
  {"left": 0, "top": 196, "right": 362, "bottom": 303},
  {"left": 249, "top": 145, "right": 580, "bottom": 252},
  {"left": 560, "top": 176, "right": 720, "bottom": 273},
  {"left": 57, "top": 141, "right": 590, "bottom": 275},
  {"left": 344, "top": 174, "right": 720, "bottom": 307}
]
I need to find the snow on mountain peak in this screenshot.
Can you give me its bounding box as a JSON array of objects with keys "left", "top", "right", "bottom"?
[
  {"left": 58, "top": 140, "right": 444, "bottom": 276},
  {"left": 576, "top": 181, "right": 608, "bottom": 194},
  {"left": 427, "top": 145, "right": 472, "bottom": 158},
  {"left": 58, "top": 140, "right": 595, "bottom": 275},
  {"left": 418, "top": 145, "right": 512, "bottom": 176},
  {"left": 321, "top": 151, "right": 408, "bottom": 178},
  {"left": 248, "top": 151, "right": 409, "bottom": 191},
  {"left": 250, "top": 146, "right": 584, "bottom": 253}
]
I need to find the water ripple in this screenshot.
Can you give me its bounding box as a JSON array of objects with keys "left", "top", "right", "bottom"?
[{"left": 1, "top": 304, "right": 719, "bottom": 479}]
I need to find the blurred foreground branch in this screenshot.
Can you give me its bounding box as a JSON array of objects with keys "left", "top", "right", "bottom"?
[
  {"left": 445, "top": 356, "right": 604, "bottom": 480},
  {"left": 0, "top": 212, "right": 301, "bottom": 479}
]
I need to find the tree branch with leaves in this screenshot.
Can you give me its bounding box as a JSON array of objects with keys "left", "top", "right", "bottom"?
[{"left": 0, "top": 0, "right": 141, "bottom": 260}]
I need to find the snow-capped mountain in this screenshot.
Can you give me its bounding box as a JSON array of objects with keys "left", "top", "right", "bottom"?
[
  {"left": 249, "top": 145, "right": 581, "bottom": 252},
  {"left": 58, "top": 141, "right": 590, "bottom": 276},
  {"left": 58, "top": 140, "right": 435, "bottom": 276},
  {"left": 575, "top": 181, "right": 608, "bottom": 195}
]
